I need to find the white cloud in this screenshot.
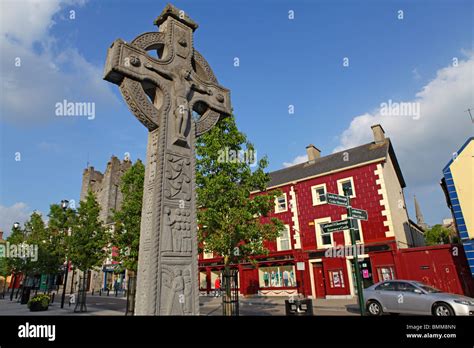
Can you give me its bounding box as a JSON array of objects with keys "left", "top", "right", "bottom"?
[
  {"left": 283, "top": 154, "right": 307, "bottom": 168},
  {"left": 0, "top": 0, "right": 118, "bottom": 126},
  {"left": 334, "top": 54, "right": 474, "bottom": 223},
  {"left": 0, "top": 203, "right": 31, "bottom": 238}
]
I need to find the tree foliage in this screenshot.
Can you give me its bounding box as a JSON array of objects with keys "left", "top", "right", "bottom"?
[
  {"left": 112, "top": 160, "right": 145, "bottom": 273},
  {"left": 425, "top": 224, "right": 458, "bottom": 245},
  {"left": 68, "top": 191, "right": 108, "bottom": 272},
  {"left": 196, "top": 115, "right": 284, "bottom": 266},
  {"left": 46, "top": 203, "right": 77, "bottom": 274}
]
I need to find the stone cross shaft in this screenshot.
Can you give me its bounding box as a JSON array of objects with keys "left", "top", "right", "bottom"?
[{"left": 103, "top": 4, "right": 231, "bottom": 315}]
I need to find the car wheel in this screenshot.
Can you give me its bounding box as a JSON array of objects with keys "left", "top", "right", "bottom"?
[
  {"left": 367, "top": 300, "right": 383, "bottom": 316},
  {"left": 433, "top": 302, "right": 455, "bottom": 316}
]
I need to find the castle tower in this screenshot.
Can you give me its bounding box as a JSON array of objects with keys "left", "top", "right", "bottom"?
[{"left": 80, "top": 155, "right": 132, "bottom": 224}]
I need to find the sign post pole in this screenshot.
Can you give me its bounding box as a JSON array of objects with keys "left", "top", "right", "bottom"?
[{"left": 345, "top": 188, "right": 366, "bottom": 316}]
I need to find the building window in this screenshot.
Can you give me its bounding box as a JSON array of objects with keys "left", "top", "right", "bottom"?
[
  {"left": 311, "top": 184, "right": 327, "bottom": 205},
  {"left": 277, "top": 225, "right": 291, "bottom": 251},
  {"left": 377, "top": 266, "right": 395, "bottom": 281},
  {"left": 202, "top": 242, "right": 214, "bottom": 259},
  {"left": 199, "top": 271, "right": 207, "bottom": 289},
  {"left": 337, "top": 177, "right": 356, "bottom": 198},
  {"left": 275, "top": 193, "right": 288, "bottom": 213},
  {"left": 315, "top": 217, "right": 333, "bottom": 248},
  {"left": 259, "top": 265, "right": 296, "bottom": 288},
  {"left": 341, "top": 214, "right": 363, "bottom": 244},
  {"left": 203, "top": 251, "right": 214, "bottom": 259}
]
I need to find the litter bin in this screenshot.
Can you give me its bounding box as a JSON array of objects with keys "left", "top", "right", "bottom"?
[{"left": 285, "top": 298, "right": 313, "bottom": 316}]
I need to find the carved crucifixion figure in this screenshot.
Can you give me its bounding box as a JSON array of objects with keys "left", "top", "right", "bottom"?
[{"left": 103, "top": 4, "right": 231, "bottom": 315}]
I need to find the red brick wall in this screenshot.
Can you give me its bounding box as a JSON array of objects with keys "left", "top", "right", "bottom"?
[{"left": 277, "top": 161, "right": 391, "bottom": 251}]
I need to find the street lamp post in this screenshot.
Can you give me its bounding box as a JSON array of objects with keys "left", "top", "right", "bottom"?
[{"left": 60, "top": 200, "right": 69, "bottom": 309}]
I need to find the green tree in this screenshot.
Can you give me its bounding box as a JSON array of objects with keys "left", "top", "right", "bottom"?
[
  {"left": 425, "top": 224, "right": 457, "bottom": 245},
  {"left": 46, "top": 204, "right": 77, "bottom": 285},
  {"left": 111, "top": 160, "right": 145, "bottom": 314},
  {"left": 196, "top": 115, "right": 284, "bottom": 315},
  {"left": 0, "top": 238, "right": 9, "bottom": 296},
  {"left": 69, "top": 191, "right": 108, "bottom": 311},
  {"left": 112, "top": 160, "right": 144, "bottom": 273},
  {"left": 5, "top": 224, "right": 26, "bottom": 298},
  {"left": 22, "top": 212, "right": 47, "bottom": 281}
]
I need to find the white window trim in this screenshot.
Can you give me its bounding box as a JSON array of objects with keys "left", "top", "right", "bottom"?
[
  {"left": 341, "top": 214, "right": 364, "bottom": 244},
  {"left": 314, "top": 217, "right": 334, "bottom": 249},
  {"left": 337, "top": 177, "right": 356, "bottom": 198},
  {"left": 277, "top": 224, "right": 292, "bottom": 251},
  {"left": 274, "top": 193, "right": 288, "bottom": 213},
  {"left": 311, "top": 183, "right": 328, "bottom": 206}
]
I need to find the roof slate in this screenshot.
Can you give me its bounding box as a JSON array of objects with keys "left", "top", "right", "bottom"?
[{"left": 267, "top": 139, "right": 404, "bottom": 188}]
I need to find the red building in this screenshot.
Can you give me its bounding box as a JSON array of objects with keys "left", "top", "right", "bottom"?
[{"left": 198, "top": 125, "right": 472, "bottom": 298}]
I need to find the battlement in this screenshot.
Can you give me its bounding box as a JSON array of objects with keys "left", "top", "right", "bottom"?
[{"left": 81, "top": 155, "right": 133, "bottom": 223}]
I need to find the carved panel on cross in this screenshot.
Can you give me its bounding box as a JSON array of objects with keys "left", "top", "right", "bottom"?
[
  {"left": 160, "top": 264, "right": 193, "bottom": 315},
  {"left": 161, "top": 206, "right": 193, "bottom": 256},
  {"left": 164, "top": 152, "right": 191, "bottom": 202}
]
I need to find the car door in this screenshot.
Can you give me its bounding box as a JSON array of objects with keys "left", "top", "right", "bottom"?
[
  {"left": 374, "top": 281, "right": 399, "bottom": 312},
  {"left": 396, "top": 282, "right": 432, "bottom": 315}
]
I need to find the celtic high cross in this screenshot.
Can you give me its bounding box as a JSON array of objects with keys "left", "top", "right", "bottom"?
[{"left": 104, "top": 4, "right": 231, "bottom": 315}]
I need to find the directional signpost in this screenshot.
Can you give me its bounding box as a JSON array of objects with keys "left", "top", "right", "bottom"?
[
  {"left": 326, "top": 193, "right": 349, "bottom": 207},
  {"left": 324, "top": 192, "right": 368, "bottom": 316},
  {"left": 350, "top": 207, "right": 368, "bottom": 221},
  {"left": 321, "top": 219, "right": 351, "bottom": 233}
]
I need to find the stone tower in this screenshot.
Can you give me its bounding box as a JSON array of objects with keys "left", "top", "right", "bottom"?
[
  {"left": 80, "top": 155, "right": 132, "bottom": 224},
  {"left": 414, "top": 195, "right": 428, "bottom": 231}
]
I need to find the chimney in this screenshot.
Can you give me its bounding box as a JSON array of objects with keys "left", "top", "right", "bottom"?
[
  {"left": 371, "top": 124, "right": 386, "bottom": 144},
  {"left": 306, "top": 144, "right": 321, "bottom": 162},
  {"left": 0, "top": 230, "right": 3, "bottom": 241}
]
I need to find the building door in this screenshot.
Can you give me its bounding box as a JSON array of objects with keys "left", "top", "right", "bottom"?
[{"left": 312, "top": 263, "right": 326, "bottom": 298}]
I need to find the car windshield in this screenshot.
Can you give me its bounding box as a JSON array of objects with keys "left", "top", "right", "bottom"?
[{"left": 417, "top": 284, "right": 442, "bottom": 293}]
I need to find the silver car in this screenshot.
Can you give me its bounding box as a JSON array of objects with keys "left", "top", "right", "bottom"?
[{"left": 363, "top": 280, "right": 474, "bottom": 316}]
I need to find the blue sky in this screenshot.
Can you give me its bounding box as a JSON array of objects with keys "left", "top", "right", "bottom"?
[{"left": 0, "top": 0, "right": 473, "bottom": 235}]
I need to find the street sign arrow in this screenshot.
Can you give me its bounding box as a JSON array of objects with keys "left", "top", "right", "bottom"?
[
  {"left": 326, "top": 193, "right": 349, "bottom": 207},
  {"left": 350, "top": 207, "right": 368, "bottom": 221},
  {"left": 321, "top": 219, "right": 351, "bottom": 233}
]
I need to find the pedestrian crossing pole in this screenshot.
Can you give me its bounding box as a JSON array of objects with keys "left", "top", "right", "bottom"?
[{"left": 344, "top": 188, "right": 366, "bottom": 316}]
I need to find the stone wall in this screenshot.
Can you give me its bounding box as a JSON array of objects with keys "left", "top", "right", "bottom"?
[{"left": 80, "top": 156, "right": 132, "bottom": 223}]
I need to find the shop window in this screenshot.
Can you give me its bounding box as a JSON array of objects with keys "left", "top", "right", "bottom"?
[
  {"left": 311, "top": 184, "right": 327, "bottom": 205},
  {"left": 259, "top": 265, "right": 296, "bottom": 288},
  {"left": 277, "top": 225, "right": 291, "bottom": 251},
  {"left": 210, "top": 270, "right": 221, "bottom": 289},
  {"left": 275, "top": 194, "right": 288, "bottom": 213},
  {"left": 328, "top": 270, "right": 345, "bottom": 288},
  {"left": 377, "top": 266, "right": 395, "bottom": 281},
  {"left": 199, "top": 271, "right": 207, "bottom": 289}
]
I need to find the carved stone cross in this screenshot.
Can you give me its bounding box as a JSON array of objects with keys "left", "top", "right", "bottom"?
[{"left": 104, "top": 4, "right": 231, "bottom": 315}]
